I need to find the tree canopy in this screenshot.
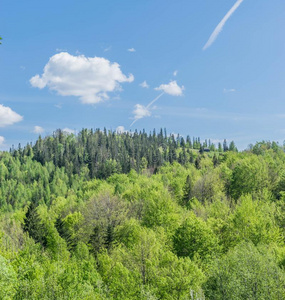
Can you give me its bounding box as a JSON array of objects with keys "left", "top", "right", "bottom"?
[{"left": 1, "top": 130, "right": 285, "bottom": 298}]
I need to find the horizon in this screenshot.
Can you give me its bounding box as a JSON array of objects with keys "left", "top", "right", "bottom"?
[{"left": 1, "top": 0, "right": 285, "bottom": 150}]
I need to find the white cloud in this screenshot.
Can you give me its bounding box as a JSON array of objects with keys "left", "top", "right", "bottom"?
[
  {"left": 0, "top": 136, "right": 5, "bottom": 146},
  {"left": 0, "top": 104, "right": 23, "bottom": 127},
  {"left": 224, "top": 88, "right": 236, "bottom": 93},
  {"left": 33, "top": 126, "right": 45, "bottom": 134},
  {"left": 173, "top": 70, "right": 178, "bottom": 76},
  {"left": 63, "top": 127, "right": 75, "bottom": 134},
  {"left": 104, "top": 46, "right": 112, "bottom": 52},
  {"left": 130, "top": 104, "right": 151, "bottom": 126},
  {"left": 56, "top": 48, "right": 67, "bottom": 52},
  {"left": 131, "top": 81, "right": 184, "bottom": 126},
  {"left": 155, "top": 80, "right": 184, "bottom": 96},
  {"left": 131, "top": 80, "right": 184, "bottom": 126},
  {"left": 140, "top": 81, "right": 149, "bottom": 89},
  {"left": 203, "top": 0, "right": 244, "bottom": 50},
  {"left": 128, "top": 48, "right": 136, "bottom": 52},
  {"left": 55, "top": 103, "right": 62, "bottom": 109},
  {"left": 116, "top": 126, "right": 126, "bottom": 133},
  {"left": 30, "top": 52, "right": 134, "bottom": 104}
]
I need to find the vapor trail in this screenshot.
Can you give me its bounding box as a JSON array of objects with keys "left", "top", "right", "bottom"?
[
  {"left": 203, "top": 0, "right": 244, "bottom": 50},
  {"left": 130, "top": 118, "right": 139, "bottom": 127},
  {"left": 146, "top": 92, "right": 164, "bottom": 108},
  {"left": 130, "top": 92, "right": 165, "bottom": 127}
]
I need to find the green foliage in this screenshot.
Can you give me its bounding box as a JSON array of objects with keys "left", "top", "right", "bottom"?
[
  {"left": 173, "top": 212, "right": 220, "bottom": 262},
  {"left": 0, "top": 255, "right": 17, "bottom": 299},
  {"left": 204, "top": 242, "right": 285, "bottom": 300},
  {"left": 1, "top": 132, "right": 285, "bottom": 297},
  {"left": 230, "top": 155, "right": 269, "bottom": 199},
  {"left": 224, "top": 195, "right": 282, "bottom": 249},
  {"left": 22, "top": 202, "right": 47, "bottom": 247}
]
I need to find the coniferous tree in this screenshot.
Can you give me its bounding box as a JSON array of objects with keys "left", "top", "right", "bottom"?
[
  {"left": 23, "top": 202, "right": 47, "bottom": 247},
  {"left": 223, "top": 139, "right": 229, "bottom": 152},
  {"left": 195, "top": 156, "right": 201, "bottom": 169},
  {"left": 182, "top": 175, "right": 194, "bottom": 207},
  {"left": 212, "top": 153, "right": 219, "bottom": 167},
  {"left": 55, "top": 217, "right": 75, "bottom": 251}
]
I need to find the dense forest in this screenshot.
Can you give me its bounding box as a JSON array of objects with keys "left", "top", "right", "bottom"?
[{"left": 1, "top": 128, "right": 285, "bottom": 299}]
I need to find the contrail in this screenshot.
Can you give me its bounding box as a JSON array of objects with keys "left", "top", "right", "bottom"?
[
  {"left": 146, "top": 92, "right": 164, "bottom": 108},
  {"left": 203, "top": 0, "right": 244, "bottom": 50},
  {"left": 130, "top": 92, "right": 165, "bottom": 127},
  {"left": 130, "top": 117, "right": 139, "bottom": 127}
]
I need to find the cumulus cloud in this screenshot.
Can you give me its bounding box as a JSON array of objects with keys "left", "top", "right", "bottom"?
[
  {"left": 140, "top": 81, "right": 149, "bottom": 89},
  {"left": 33, "top": 126, "right": 45, "bottom": 134},
  {"left": 30, "top": 52, "right": 134, "bottom": 104},
  {"left": 128, "top": 48, "right": 136, "bottom": 52},
  {"left": 173, "top": 70, "right": 178, "bottom": 76},
  {"left": 155, "top": 80, "right": 184, "bottom": 96},
  {"left": 0, "top": 104, "right": 23, "bottom": 127},
  {"left": 203, "top": 0, "right": 244, "bottom": 50},
  {"left": 131, "top": 81, "right": 184, "bottom": 126},
  {"left": 130, "top": 104, "right": 151, "bottom": 126},
  {"left": 116, "top": 126, "right": 127, "bottom": 133},
  {"left": 63, "top": 127, "right": 75, "bottom": 134}
]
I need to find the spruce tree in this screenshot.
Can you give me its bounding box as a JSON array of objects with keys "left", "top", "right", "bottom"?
[
  {"left": 182, "top": 175, "right": 193, "bottom": 207},
  {"left": 55, "top": 217, "right": 75, "bottom": 251},
  {"left": 23, "top": 202, "right": 47, "bottom": 247}
]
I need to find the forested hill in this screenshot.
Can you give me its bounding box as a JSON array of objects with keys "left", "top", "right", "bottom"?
[
  {"left": 1, "top": 130, "right": 285, "bottom": 298},
  {"left": 12, "top": 128, "right": 237, "bottom": 179}
]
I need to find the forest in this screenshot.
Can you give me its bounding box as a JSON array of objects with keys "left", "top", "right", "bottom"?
[{"left": 1, "top": 128, "right": 285, "bottom": 299}]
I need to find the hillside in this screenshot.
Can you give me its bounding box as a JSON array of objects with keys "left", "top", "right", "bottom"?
[{"left": 1, "top": 130, "right": 285, "bottom": 299}]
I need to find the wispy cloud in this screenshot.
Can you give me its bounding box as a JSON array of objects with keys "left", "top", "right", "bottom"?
[
  {"left": 56, "top": 48, "right": 67, "bottom": 52},
  {"left": 140, "top": 81, "right": 149, "bottom": 89},
  {"left": 128, "top": 48, "right": 136, "bottom": 52},
  {"left": 104, "top": 46, "right": 112, "bottom": 52},
  {"left": 55, "top": 103, "right": 62, "bottom": 109},
  {"left": 203, "top": 0, "right": 244, "bottom": 50},
  {"left": 173, "top": 70, "right": 178, "bottom": 77},
  {"left": 223, "top": 88, "right": 236, "bottom": 93},
  {"left": 33, "top": 126, "right": 45, "bottom": 134}
]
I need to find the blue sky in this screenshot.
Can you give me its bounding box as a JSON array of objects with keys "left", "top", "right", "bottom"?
[{"left": 1, "top": 0, "right": 285, "bottom": 150}]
